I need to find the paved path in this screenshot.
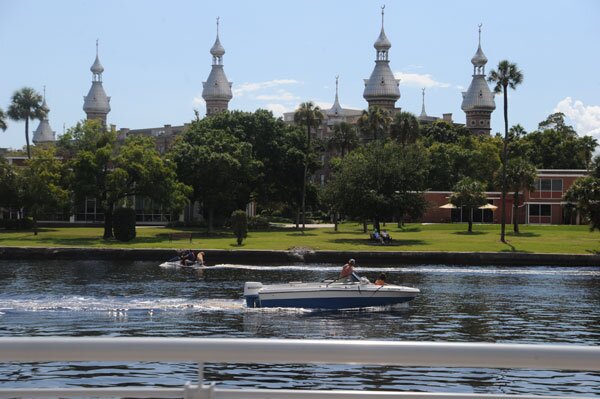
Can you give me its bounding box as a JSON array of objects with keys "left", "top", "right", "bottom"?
[{"left": 272, "top": 223, "right": 335, "bottom": 229}]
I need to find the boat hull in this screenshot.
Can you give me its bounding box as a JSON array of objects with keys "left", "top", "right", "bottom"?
[{"left": 244, "top": 281, "right": 419, "bottom": 309}]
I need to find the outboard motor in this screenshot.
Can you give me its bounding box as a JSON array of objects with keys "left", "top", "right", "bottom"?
[{"left": 243, "top": 282, "right": 263, "bottom": 308}]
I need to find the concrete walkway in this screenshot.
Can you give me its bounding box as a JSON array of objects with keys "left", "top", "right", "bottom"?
[{"left": 271, "top": 223, "right": 335, "bottom": 229}]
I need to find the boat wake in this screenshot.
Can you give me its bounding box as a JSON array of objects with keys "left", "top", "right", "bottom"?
[
  {"left": 209, "top": 264, "right": 600, "bottom": 276},
  {"left": 0, "top": 296, "right": 247, "bottom": 314}
]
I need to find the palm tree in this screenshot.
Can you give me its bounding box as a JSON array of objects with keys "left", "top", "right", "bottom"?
[
  {"left": 506, "top": 157, "right": 537, "bottom": 233},
  {"left": 294, "top": 101, "right": 323, "bottom": 230},
  {"left": 390, "top": 111, "right": 420, "bottom": 147},
  {"left": 488, "top": 60, "right": 523, "bottom": 243},
  {"left": 328, "top": 122, "right": 358, "bottom": 158},
  {"left": 7, "top": 87, "right": 46, "bottom": 159},
  {"left": 358, "top": 106, "right": 391, "bottom": 142},
  {"left": 0, "top": 107, "right": 7, "bottom": 131}
]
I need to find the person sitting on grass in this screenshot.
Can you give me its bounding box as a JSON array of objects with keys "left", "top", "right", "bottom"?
[
  {"left": 372, "top": 229, "right": 384, "bottom": 244},
  {"left": 381, "top": 230, "right": 392, "bottom": 243}
]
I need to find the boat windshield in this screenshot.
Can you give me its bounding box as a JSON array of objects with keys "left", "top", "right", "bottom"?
[{"left": 350, "top": 272, "right": 361, "bottom": 282}]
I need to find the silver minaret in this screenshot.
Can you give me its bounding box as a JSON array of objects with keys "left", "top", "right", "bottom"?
[
  {"left": 461, "top": 24, "right": 496, "bottom": 135},
  {"left": 363, "top": 6, "right": 400, "bottom": 111},
  {"left": 202, "top": 17, "right": 233, "bottom": 116},
  {"left": 83, "top": 40, "right": 111, "bottom": 127}
]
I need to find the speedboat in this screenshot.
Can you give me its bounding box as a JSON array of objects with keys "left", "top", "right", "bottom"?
[{"left": 243, "top": 273, "right": 419, "bottom": 309}]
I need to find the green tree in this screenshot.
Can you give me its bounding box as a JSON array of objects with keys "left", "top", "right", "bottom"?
[
  {"left": 564, "top": 156, "right": 600, "bottom": 231},
  {"left": 505, "top": 157, "right": 537, "bottom": 233},
  {"left": 327, "top": 141, "right": 429, "bottom": 232},
  {"left": 488, "top": 60, "right": 524, "bottom": 243},
  {"left": 328, "top": 122, "right": 358, "bottom": 158},
  {"left": 231, "top": 209, "right": 248, "bottom": 245},
  {"left": 564, "top": 176, "right": 600, "bottom": 231},
  {"left": 7, "top": 87, "right": 47, "bottom": 159},
  {"left": 18, "top": 147, "right": 70, "bottom": 235},
  {"left": 170, "top": 123, "right": 260, "bottom": 232},
  {"left": 60, "top": 120, "right": 189, "bottom": 239},
  {"left": 294, "top": 102, "right": 323, "bottom": 230},
  {"left": 390, "top": 111, "right": 420, "bottom": 147},
  {"left": 426, "top": 135, "right": 501, "bottom": 191},
  {"left": 449, "top": 177, "right": 488, "bottom": 233},
  {"left": 420, "top": 120, "right": 470, "bottom": 145},
  {"left": 0, "top": 108, "right": 7, "bottom": 131},
  {"left": 198, "top": 109, "right": 297, "bottom": 208},
  {"left": 358, "top": 106, "right": 391, "bottom": 142},
  {"left": 0, "top": 156, "right": 19, "bottom": 211},
  {"left": 579, "top": 135, "right": 598, "bottom": 171},
  {"left": 522, "top": 113, "right": 596, "bottom": 169}
]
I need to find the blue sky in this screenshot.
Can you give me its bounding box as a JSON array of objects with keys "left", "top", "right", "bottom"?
[{"left": 1, "top": 0, "right": 599, "bottom": 150}]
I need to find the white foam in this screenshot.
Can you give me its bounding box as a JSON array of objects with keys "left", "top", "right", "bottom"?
[
  {"left": 213, "top": 264, "right": 600, "bottom": 276},
  {"left": 0, "top": 296, "right": 246, "bottom": 313}
]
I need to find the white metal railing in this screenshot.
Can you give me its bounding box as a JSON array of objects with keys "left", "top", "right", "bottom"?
[{"left": 1, "top": 338, "right": 599, "bottom": 399}]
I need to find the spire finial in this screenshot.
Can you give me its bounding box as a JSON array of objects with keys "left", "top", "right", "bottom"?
[
  {"left": 335, "top": 75, "right": 339, "bottom": 96},
  {"left": 217, "top": 17, "right": 220, "bottom": 36},
  {"left": 478, "top": 23, "right": 482, "bottom": 46},
  {"left": 381, "top": 5, "right": 385, "bottom": 28},
  {"left": 420, "top": 88, "right": 427, "bottom": 117},
  {"left": 43, "top": 85, "right": 46, "bottom": 100},
  {"left": 96, "top": 39, "right": 99, "bottom": 56}
]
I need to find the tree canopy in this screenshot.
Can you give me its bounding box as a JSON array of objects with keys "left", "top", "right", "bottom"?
[{"left": 59, "top": 120, "right": 189, "bottom": 238}]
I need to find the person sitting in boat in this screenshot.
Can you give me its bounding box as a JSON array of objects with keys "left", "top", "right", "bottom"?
[
  {"left": 340, "top": 259, "right": 355, "bottom": 280},
  {"left": 180, "top": 250, "right": 196, "bottom": 266},
  {"left": 375, "top": 273, "right": 386, "bottom": 286},
  {"left": 196, "top": 251, "right": 205, "bottom": 266}
]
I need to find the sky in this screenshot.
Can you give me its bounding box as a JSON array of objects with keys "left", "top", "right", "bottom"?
[{"left": 1, "top": 0, "right": 600, "bottom": 150}]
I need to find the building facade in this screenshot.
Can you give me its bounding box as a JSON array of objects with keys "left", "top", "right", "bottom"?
[{"left": 422, "top": 170, "right": 587, "bottom": 225}]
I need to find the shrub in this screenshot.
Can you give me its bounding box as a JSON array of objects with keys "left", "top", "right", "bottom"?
[
  {"left": 113, "top": 207, "right": 136, "bottom": 242},
  {"left": 231, "top": 210, "right": 248, "bottom": 245}
]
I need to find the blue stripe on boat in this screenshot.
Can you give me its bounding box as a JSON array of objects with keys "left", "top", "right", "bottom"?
[{"left": 256, "top": 295, "right": 415, "bottom": 309}]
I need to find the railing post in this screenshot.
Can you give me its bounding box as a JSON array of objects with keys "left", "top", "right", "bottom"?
[{"left": 184, "top": 362, "right": 215, "bottom": 399}]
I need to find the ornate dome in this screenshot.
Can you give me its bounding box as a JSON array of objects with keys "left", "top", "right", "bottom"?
[{"left": 461, "top": 75, "right": 496, "bottom": 112}]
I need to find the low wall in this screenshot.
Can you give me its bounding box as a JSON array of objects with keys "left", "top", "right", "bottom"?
[{"left": 0, "top": 246, "right": 599, "bottom": 266}]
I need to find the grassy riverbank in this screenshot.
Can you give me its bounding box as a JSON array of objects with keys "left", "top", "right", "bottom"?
[{"left": 0, "top": 223, "right": 598, "bottom": 254}]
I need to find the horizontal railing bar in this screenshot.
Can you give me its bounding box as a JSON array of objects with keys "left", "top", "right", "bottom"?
[
  {"left": 0, "top": 387, "right": 595, "bottom": 399},
  {"left": 0, "top": 387, "right": 181, "bottom": 398},
  {"left": 0, "top": 338, "right": 598, "bottom": 371}
]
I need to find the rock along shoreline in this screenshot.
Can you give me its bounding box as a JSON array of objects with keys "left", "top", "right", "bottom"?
[{"left": 0, "top": 246, "right": 599, "bottom": 266}]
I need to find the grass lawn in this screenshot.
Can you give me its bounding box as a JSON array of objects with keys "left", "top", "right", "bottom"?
[{"left": 0, "top": 223, "right": 598, "bottom": 254}]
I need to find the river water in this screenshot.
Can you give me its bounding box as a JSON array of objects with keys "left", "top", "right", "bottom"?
[{"left": 1, "top": 260, "right": 599, "bottom": 395}]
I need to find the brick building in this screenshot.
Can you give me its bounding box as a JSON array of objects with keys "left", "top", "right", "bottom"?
[{"left": 422, "top": 170, "right": 586, "bottom": 225}]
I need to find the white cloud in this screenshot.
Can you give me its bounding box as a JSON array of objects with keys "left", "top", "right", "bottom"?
[
  {"left": 394, "top": 71, "right": 452, "bottom": 89},
  {"left": 554, "top": 97, "right": 600, "bottom": 137},
  {"left": 192, "top": 96, "right": 205, "bottom": 106},
  {"left": 314, "top": 101, "right": 332, "bottom": 110},
  {"left": 265, "top": 103, "right": 291, "bottom": 116},
  {"left": 233, "top": 79, "right": 301, "bottom": 97},
  {"left": 255, "top": 90, "right": 300, "bottom": 102}
]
